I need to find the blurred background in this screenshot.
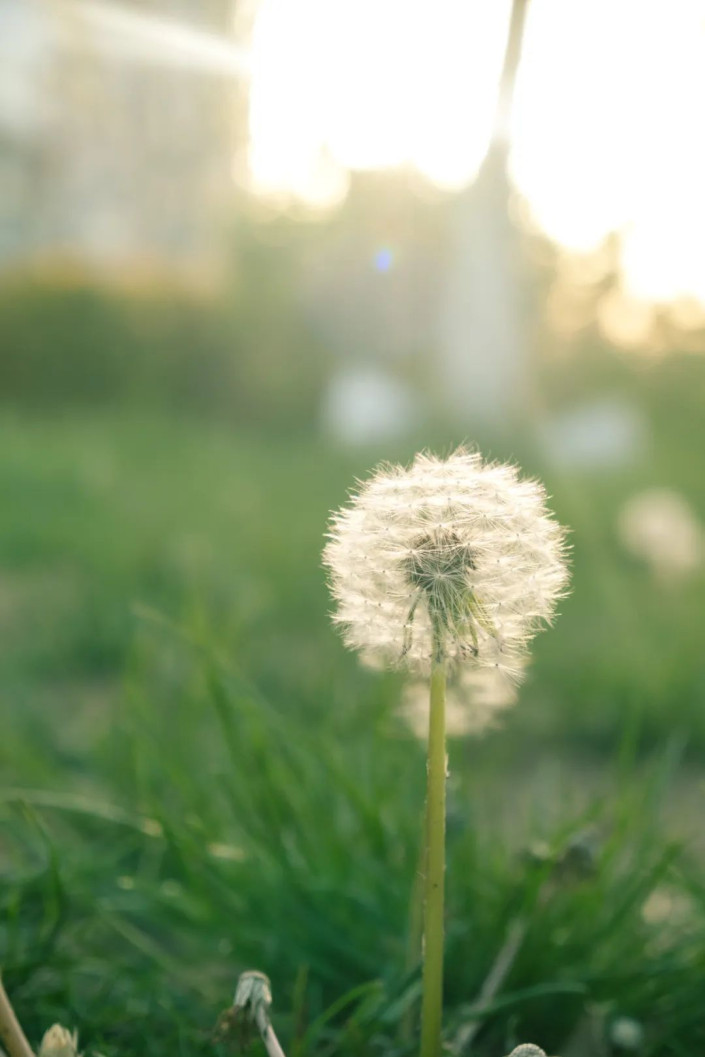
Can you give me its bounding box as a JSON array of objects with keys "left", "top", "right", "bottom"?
[{"left": 2, "top": 2, "right": 705, "bottom": 1055}]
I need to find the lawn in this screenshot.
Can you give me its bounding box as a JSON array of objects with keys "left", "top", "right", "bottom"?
[{"left": 1, "top": 401, "right": 704, "bottom": 1056}]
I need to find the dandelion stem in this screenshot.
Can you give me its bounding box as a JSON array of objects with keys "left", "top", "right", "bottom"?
[
  {"left": 419, "top": 652, "right": 447, "bottom": 1057},
  {"left": 0, "top": 977, "right": 35, "bottom": 1057}
]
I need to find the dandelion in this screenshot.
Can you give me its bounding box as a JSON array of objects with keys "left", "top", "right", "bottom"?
[
  {"left": 324, "top": 449, "right": 568, "bottom": 1057},
  {"left": 324, "top": 449, "right": 568, "bottom": 678}
]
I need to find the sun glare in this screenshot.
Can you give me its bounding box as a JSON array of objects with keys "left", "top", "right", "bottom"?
[
  {"left": 511, "top": 0, "right": 705, "bottom": 306},
  {"left": 244, "top": 0, "right": 513, "bottom": 205},
  {"left": 243, "top": 0, "right": 705, "bottom": 307}
]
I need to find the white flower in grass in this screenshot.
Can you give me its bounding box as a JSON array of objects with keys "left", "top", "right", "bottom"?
[{"left": 324, "top": 449, "right": 569, "bottom": 676}]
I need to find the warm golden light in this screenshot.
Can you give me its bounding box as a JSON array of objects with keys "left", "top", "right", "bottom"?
[
  {"left": 243, "top": 0, "right": 705, "bottom": 309},
  {"left": 244, "top": 0, "right": 513, "bottom": 204},
  {"left": 511, "top": 0, "right": 705, "bottom": 306}
]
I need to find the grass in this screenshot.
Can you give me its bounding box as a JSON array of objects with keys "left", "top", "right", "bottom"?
[{"left": 1, "top": 398, "right": 704, "bottom": 1056}]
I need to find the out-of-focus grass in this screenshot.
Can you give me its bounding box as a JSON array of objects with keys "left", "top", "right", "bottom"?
[
  {"left": 0, "top": 398, "right": 704, "bottom": 1055},
  {"left": 3, "top": 630, "right": 704, "bottom": 1056},
  {"left": 0, "top": 396, "right": 704, "bottom": 762}
]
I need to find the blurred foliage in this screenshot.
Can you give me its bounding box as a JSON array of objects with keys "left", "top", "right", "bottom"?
[
  {"left": 0, "top": 245, "right": 326, "bottom": 432},
  {"left": 1, "top": 403, "right": 705, "bottom": 760}
]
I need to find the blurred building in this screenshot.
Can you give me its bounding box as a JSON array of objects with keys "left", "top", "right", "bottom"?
[{"left": 0, "top": 0, "right": 242, "bottom": 279}]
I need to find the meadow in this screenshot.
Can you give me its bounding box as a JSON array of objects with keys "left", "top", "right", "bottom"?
[{"left": 1, "top": 373, "right": 705, "bottom": 1056}]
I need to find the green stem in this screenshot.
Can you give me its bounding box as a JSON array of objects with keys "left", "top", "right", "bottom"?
[{"left": 419, "top": 654, "right": 447, "bottom": 1057}]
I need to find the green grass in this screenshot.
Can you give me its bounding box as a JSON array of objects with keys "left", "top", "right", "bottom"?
[{"left": 1, "top": 403, "right": 704, "bottom": 1056}]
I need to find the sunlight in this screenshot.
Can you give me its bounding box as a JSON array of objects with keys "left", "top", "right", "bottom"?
[
  {"left": 244, "top": 0, "right": 705, "bottom": 308},
  {"left": 57, "top": 0, "right": 705, "bottom": 308},
  {"left": 59, "top": 0, "right": 248, "bottom": 74},
  {"left": 511, "top": 0, "right": 705, "bottom": 305},
  {"left": 244, "top": 0, "right": 513, "bottom": 204}
]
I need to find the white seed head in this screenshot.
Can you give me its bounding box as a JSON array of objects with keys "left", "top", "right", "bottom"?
[{"left": 323, "top": 449, "right": 569, "bottom": 676}]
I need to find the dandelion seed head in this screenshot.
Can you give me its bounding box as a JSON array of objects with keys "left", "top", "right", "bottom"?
[{"left": 323, "top": 449, "right": 569, "bottom": 676}]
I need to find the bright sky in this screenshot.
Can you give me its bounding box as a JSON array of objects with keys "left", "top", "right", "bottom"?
[{"left": 243, "top": 0, "right": 705, "bottom": 307}]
